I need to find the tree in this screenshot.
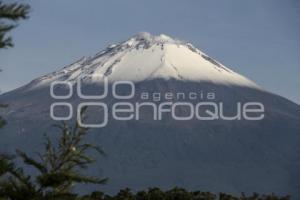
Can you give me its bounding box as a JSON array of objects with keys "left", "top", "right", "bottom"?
[
  {"left": 0, "top": 0, "right": 30, "bottom": 183},
  {"left": 0, "top": 108, "right": 108, "bottom": 200},
  {"left": 142, "top": 188, "right": 165, "bottom": 200},
  {"left": 0, "top": 0, "right": 30, "bottom": 129},
  {"left": 114, "top": 188, "right": 135, "bottom": 200},
  {"left": 0, "top": 0, "right": 30, "bottom": 49}
]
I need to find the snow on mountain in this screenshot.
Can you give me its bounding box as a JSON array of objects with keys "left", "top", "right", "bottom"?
[{"left": 25, "top": 32, "right": 258, "bottom": 90}]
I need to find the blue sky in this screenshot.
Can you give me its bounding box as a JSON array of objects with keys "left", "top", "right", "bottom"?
[{"left": 0, "top": 0, "right": 299, "bottom": 104}]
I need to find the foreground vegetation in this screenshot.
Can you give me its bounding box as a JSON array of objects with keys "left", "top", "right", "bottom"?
[
  {"left": 0, "top": 110, "right": 291, "bottom": 200},
  {"left": 0, "top": 0, "right": 30, "bottom": 126}
]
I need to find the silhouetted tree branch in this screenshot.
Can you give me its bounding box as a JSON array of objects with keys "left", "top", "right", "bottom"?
[
  {"left": 0, "top": 1, "right": 30, "bottom": 49},
  {"left": 0, "top": 108, "right": 107, "bottom": 200}
]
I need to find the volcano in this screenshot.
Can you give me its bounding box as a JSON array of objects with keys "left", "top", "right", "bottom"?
[{"left": 1, "top": 32, "right": 300, "bottom": 197}]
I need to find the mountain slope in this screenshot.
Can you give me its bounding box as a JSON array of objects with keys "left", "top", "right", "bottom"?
[{"left": 1, "top": 32, "right": 300, "bottom": 198}]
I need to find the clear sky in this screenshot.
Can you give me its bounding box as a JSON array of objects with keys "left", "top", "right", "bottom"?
[{"left": 0, "top": 0, "right": 299, "bottom": 104}]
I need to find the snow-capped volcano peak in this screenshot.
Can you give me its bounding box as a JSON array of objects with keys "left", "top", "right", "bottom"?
[
  {"left": 114, "top": 32, "right": 181, "bottom": 51},
  {"left": 129, "top": 32, "right": 176, "bottom": 44},
  {"left": 27, "top": 32, "right": 259, "bottom": 89}
]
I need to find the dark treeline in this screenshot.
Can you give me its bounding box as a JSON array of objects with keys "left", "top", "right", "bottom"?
[{"left": 81, "top": 188, "right": 290, "bottom": 200}]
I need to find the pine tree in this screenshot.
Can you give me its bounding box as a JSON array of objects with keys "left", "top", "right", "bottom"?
[
  {"left": 0, "top": 0, "right": 30, "bottom": 130},
  {"left": 0, "top": 107, "right": 107, "bottom": 200},
  {"left": 0, "top": 0, "right": 30, "bottom": 49}
]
